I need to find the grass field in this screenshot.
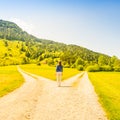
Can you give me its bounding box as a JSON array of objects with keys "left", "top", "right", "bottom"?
[
  {"left": 20, "top": 64, "right": 80, "bottom": 80},
  {"left": 0, "top": 64, "right": 79, "bottom": 97},
  {"left": 0, "top": 65, "right": 24, "bottom": 97},
  {"left": 88, "top": 72, "right": 120, "bottom": 120}
]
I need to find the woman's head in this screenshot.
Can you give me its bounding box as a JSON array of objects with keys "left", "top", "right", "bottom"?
[{"left": 58, "top": 61, "right": 62, "bottom": 66}]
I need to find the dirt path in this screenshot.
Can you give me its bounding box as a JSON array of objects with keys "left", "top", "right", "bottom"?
[{"left": 0, "top": 68, "right": 108, "bottom": 120}]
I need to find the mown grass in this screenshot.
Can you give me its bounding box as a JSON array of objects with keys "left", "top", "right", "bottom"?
[
  {"left": 88, "top": 72, "right": 120, "bottom": 120},
  {"left": 20, "top": 64, "right": 80, "bottom": 80},
  {"left": 0, "top": 65, "right": 24, "bottom": 97}
]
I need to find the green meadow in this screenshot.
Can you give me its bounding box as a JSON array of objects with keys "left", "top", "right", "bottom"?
[
  {"left": 88, "top": 72, "right": 120, "bottom": 120},
  {"left": 0, "top": 66, "right": 24, "bottom": 97},
  {"left": 1, "top": 64, "right": 120, "bottom": 120},
  {"left": 20, "top": 64, "right": 80, "bottom": 80},
  {"left": 0, "top": 64, "right": 80, "bottom": 97}
]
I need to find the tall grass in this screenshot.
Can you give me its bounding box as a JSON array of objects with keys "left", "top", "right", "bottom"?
[
  {"left": 20, "top": 64, "right": 80, "bottom": 80},
  {"left": 0, "top": 65, "right": 24, "bottom": 97},
  {"left": 88, "top": 72, "right": 120, "bottom": 120}
]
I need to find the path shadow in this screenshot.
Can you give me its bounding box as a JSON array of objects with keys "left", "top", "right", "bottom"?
[{"left": 59, "top": 85, "right": 72, "bottom": 87}]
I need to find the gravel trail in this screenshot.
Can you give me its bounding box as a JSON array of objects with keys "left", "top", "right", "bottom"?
[{"left": 0, "top": 69, "right": 108, "bottom": 120}]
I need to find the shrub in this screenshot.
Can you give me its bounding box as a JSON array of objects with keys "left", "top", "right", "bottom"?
[
  {"left": 86, "top": 65, "right": 100, "bottom": 72},
  {"left": 71, "top": 64, "right": 76, "bottom": 68},
  {"left": 47, "top": 58, "right": 54, "bottom": 66},
  {"left": 77, "top": 65, "right": 83, "bottom": 71},
  {"left": 37, "top": 62, "right": 41, "bottom": 66},
  {"left": 100, "top": 65, "right": 113, "bottom": 71},
  {"left": 64, "top": 64, "right": 70, "bottom": 68},
  {"left": 114, "top": 67, "right": 120, "bottom": 72}
]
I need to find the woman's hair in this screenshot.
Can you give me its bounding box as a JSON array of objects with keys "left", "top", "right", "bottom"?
[{"left": 58, "top": 61, "right": 62, "bottom": 66}]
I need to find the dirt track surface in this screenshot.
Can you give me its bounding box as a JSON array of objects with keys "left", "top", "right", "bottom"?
[{"left": 0, "top": 68, "right": 108, "bottom": 120}]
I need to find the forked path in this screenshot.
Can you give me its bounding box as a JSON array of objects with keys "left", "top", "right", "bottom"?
[{"left": 0, "top": 68, "right": 108, "bottom": 120}]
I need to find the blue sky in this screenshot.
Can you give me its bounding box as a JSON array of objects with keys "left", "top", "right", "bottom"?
[{"left": 0, "top": 0, "right": 120, "bottom": 58}]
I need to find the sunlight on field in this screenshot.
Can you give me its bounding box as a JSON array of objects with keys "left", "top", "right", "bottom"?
[
  {"left": 20, "top": 64, "right": 80, "bottom": 80},
  {"left": 0, "top": 66, "right": 24, "bottom": 97},
  {"left": 88, "top": 72, "right": 120, "bottom": 120},
  {"left": 72, "top": 72, "right": 84, "bottom": 87}
]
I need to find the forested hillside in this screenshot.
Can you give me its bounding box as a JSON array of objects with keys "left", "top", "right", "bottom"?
[{"left": 0, "top": 20, "right": 120, "bottom": 71}]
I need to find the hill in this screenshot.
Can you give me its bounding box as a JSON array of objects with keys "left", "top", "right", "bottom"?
[
  {"left": 0, "top": 19, "right": 56, "bottom": 44},
  {"left": 0, "top": 19, "right": 120, "bottom": 71}
]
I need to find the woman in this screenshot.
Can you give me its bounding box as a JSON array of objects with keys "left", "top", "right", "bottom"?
[{"left": 56, "top": 61, "right": 63, "bottom": 87}]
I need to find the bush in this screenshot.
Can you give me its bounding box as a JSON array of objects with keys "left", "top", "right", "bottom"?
[
  {"left": 37, "top": 62, "right": 41, "bottom": 66},
  {"left": 64, "top": 64, "right": 70, "bottom": 68},
  {"left": 100, "top": 65, "right": 113, "bottom": 71},
  {"left": 71, "top": 64, "right": 76, "bottom": 68},
  {"left": 77, "top": 65, "right": 83, "bottom": 71},
  {"left": 114, "top": 67, "right": 120, "bottom": 72},
  {"left": 47, "top": 58, "right": 54, "bottom": 66},
  {"left": 86, "top": 65, "right": 100, "bottom": 72}
]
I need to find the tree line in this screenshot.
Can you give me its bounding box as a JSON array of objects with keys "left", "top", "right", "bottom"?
[
  {"left": 0, "top": 20, "right": 120, "bottom": 71},
  {"left": 0, "top": 39, "right": 120, "bottom": 72}
]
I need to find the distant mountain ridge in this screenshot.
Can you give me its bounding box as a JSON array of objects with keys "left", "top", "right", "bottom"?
[
  {"left": 0, "top": 19, "right": 60, "bottom": 45},
  {"left": 1, "top": 19, "right": 120, "bottom": 71},
  {"left": 0, "top": 19, "right": 109, "bottom": 54},
  {"left": 0, "top": 19, "right": 39, "bottom": 41}
]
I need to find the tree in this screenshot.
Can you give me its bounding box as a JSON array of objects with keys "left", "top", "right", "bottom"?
[
  {"left": 110, "top": 56, "right": 118, "bottom": 67},
  {"left": 75, "top": 58, "right": 84, "bottom": 67},
  {"left": 114, "top": 59, "right": 120, "bottom": 67},
  {"left": 47, "top": 58, "right": 54, "bottom": 66},
  {"left": 98, "top": 55, "right": 106, "bottom": 66}
]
